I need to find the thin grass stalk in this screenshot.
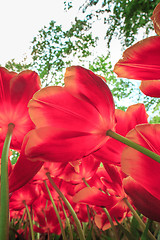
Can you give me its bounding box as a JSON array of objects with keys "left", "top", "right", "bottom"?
[{"left": 46, "top": 172, "right": 85, "bottom": 240}]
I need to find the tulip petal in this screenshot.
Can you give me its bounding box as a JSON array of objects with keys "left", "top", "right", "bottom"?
[
  {"left": 9, "top": 183, "right": 40, "bottom": 210},
  {"left": 73, "top": 187, "right": 119, "bottom": 209},
  {"left": 9, "top": 131, "right": 43, "bottom": 193},
  {"left": 25, "top": 126, "right": 108, "bottom": 163},
  {"left": 0, "top": 67, "right": 16, "bottom": 103},
  {"left": 140, "top": 80, "right": 160, "bottom": 97},
  {"left": 114, "top": 36, "right": 160, "bottom": 80},
  {"left": 64, "top": 66, "right": 115, "bottom": 123},
  {"left": 102, "top": 164, "right": 124, "bottom": 197},
  {"left": 11, "top": 70, "right": 41, "bottom": 106},
  {"left": 0, "top": 68, "right": 41, "bottom": 150},
  {"left": 121, "top": 124, "right": 160, "bottom": 200},
  {"left": 60, "top": 155, "right": 100, "bottom": 183},
  {"left": 28, "top": 86, "right": 107, "bottom": 132},
  {"left": 151, "top": 3, "right": 160, "bottom": 36},
  {"left": 29, "top": 66, "right": 115, "bottom": 135},
  {"left": 27, "top": 66, "right": 116, "bottom": 163},
  {"left": 94, "top": 103, "right": 148, "bottom": 165},
  {"left": 123, "top": 177, "right": 160, "bottom": 222}
]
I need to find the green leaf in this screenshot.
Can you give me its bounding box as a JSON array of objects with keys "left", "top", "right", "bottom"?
[
  {"left": 141, "top": 219, "right": 152, "bottom": 240},
  {"left": 115, "top": 218, "right": 138, "bottom": 240}
]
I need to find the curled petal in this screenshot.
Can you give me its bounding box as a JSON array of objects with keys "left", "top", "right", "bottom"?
[
  {"left": 121, "top": 124, "right": 160, "bottom": 200},
  {"left": 140, "top": 80, "right": 160, "bottom": 97},
  {"left": 114, "top": 36, "right": 160, "bottom": 80}
]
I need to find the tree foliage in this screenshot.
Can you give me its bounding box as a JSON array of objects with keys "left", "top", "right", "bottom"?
[
  {"left": 68, "top": 0, "right": 160, "bottom": 47},
  {"left": 4, "top": 56, "right": 32, "bottom": 73},
  {"left": 89, "top": 54, "right": 137, "bottom": 110},
  {"left": 88, "top": 54, "right": 160, "bottom": 121},
  {"left": 31, "top": 19, "right": 97, "bottom": 85}
]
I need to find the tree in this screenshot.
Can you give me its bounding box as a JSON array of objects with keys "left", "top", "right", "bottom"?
[
  {"left": 67, "top": 0, "right": 160, "bottom": 47},
  {"left": 31, "top": 18, "right": 97, "bottom": 86}
]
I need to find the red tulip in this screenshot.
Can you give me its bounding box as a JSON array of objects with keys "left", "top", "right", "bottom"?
[
  {"left": 9, "top": 182, "right": 40, "bottom": 211},
  {"left": 33, "top": 203, "right": 64, "bottom": 235},
  {"left": 59, "top": 154, "right": 100, "bottom": 183},
  {"left": 25, "top": 66, "right": 116, "bottom": 163},
  {"left": 93, "top": 103, "right": 148, "bottom": 165},
  {"left": 74, "top": 166, "right": 108, "bottom": 194},
  {"left": 33, "top": 161, "right": 67, "bottom": 182},
  {"left": 114, "top": 36, "right": 160, "bottom": 81},
  {"left": 73, "top": 163, "right": 127, "bottom": 219},
  {"left": 121, "top": 124, "right": 160, "bottom": 201},
  {"left": 0, "top": 67, "right": 41, "bottom": 150},
  {"left": 114, "top": 3, "right": 160, "bottom": 98},
  {"left": 95, "top": 204, "right": 126, "bottom": 231}
]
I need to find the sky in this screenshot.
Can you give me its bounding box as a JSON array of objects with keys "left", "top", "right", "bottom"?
[{"left": 0, "top": 0, "right": 122, "bottom": 66}]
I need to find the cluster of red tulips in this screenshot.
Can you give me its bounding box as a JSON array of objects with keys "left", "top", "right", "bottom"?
[{"left": 1, "top": 2, "right": 160, "bottom": 240}]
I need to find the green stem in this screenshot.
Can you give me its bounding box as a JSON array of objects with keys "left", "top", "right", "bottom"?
[
  {"left": 103, "top": 208, "right": 119, "bottom": 240},
  {"left": 24, "top": 202, "right": 35, "bottom": 240},
  {"left": 0, "top": 123, "right": 14, "bottom": 240},
  {"left": 86, "top": 205, "right": 96, "bottom": 240},
  {"left": 46, "top": 172, "right": 86, "bottom": 240},
  {"left": 44, "top": 180, "right": 67, "bottom": 240},
  {"left": 82, "top": 178, "right": 90, "bottom": 187},
  {"left": 123, "top": 198, "right": 156, "bottom": 240},
  {"left": 107, "top": 130, "right": 160, "bottom": 164},
  {"left": 82, "top": 178, "right": 118, "bottom": 240},
  {"left": 59, "top": 197, "right": 73, "bottom": 240}
]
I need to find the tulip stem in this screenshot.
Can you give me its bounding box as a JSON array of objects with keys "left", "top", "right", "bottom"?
[
  {"left": 59, "top": 197, "right": 73, "bottom": 240},
  {"left": 44, "top": 180, "right": 67, "bottom": 240},
  {"left": 82, "top": 178, "right": 119, "bottom": 240},
  {"left": 82, "top": 178, "right": 90, "bottom": 187},
  {"left": 106, "top": 130, "right": 160, "bottom": 164},
  {"left": 123, "top": 198, "right": 156, "bottom": 240},
  {"left": 103, "top": 207, "right": 119, "bottom": 240},
  {"left": 24, "top": 202, "right": 35, "bottom": 240},
  {"left": 0, "top": 123, "right": 14, "bottom": 240},
  {"left": 46, "top": 172, "right": 86, "bottom": 240}
]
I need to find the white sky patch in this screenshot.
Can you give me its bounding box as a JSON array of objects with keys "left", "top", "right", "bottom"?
[
  {"left": 0, "top": 0, "right": 122, "bottom": 66},
  {"left": 0, "top": 0, "right": 68, "bottom": 64}
]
